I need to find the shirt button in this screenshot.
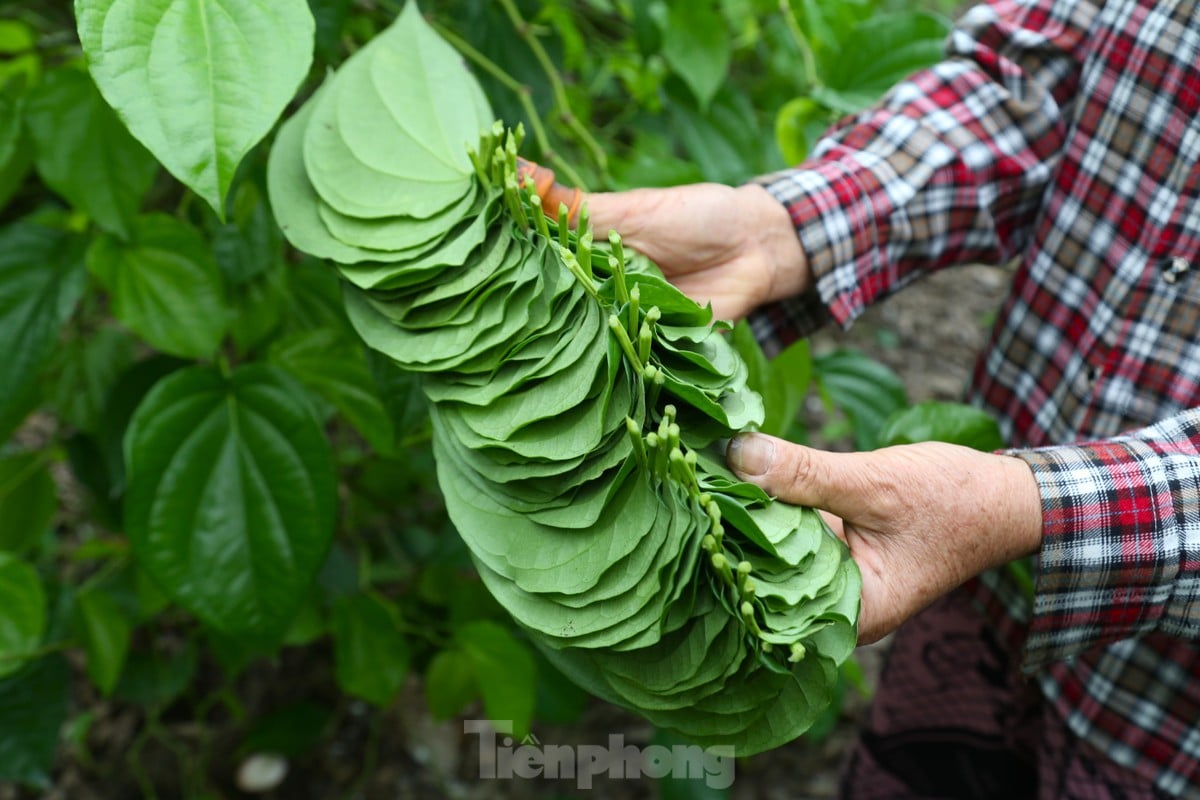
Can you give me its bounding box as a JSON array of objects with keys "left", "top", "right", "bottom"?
[{"left": 1163, "top": 256, "right": 1189, "bottom": 283}]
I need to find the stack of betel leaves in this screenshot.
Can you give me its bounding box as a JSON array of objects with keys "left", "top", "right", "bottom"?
[{"left": 267, "top": 1, "right": 860, "bottom": 755}]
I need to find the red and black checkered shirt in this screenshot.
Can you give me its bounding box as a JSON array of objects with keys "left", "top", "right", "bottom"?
[{"left": 751, "top": 0, "right": 1200, "bottom": 794}]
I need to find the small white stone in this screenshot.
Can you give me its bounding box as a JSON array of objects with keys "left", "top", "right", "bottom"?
[{"left": 236, "top": 753, "right": 289, "bottom": 793}]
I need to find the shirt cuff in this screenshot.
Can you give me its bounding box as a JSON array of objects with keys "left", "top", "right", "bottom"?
[
  {"left": 1013, "top": 433, "right": 1199, "bottom": 669},
  {"left": 744, "top": 160, "right": 883, "bottom": 354}
]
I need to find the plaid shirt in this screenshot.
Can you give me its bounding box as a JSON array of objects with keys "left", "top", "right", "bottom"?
[{"left": 750, "top": 0, "right": 1200, "bottom": 794}]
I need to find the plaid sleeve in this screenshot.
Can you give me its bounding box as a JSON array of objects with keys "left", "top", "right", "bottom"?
[
  {"left": 748, "top": 0, "right": 1096, "bottom": 355},
  {"left": 1014, "top": 408, "right": 1200, "bottom": 669}
]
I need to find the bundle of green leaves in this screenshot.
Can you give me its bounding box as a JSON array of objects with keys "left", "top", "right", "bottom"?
[{"left": 268, "top": 2, "right": 860, "bottom": 755}]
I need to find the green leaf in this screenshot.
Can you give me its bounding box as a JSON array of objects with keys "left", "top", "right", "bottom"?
[
  {"left": 0, "top": 554, "right": 46, "bottom": 679},
  {"left": 877, "top": 401, "right": 1005, "bottom": 451},
  {"left": 87, "top": 214, "right": 228, "bottom": 359},
  {"left": 123, "top": 364, "right": 337, "bottom": 635},
  {"left": 45, "top": 326, "right": 138, "bottom": 434},
  {"left": 0, "top": 20, "right": 41, "bottom": 90},
  {"left": 75, "top": 0, "right": 315, "bottom": 217},
  {"left": 425, "top": 648, "right": 477, "bottom": 720},
  {"left": 0, "top": 222, "right": 87, "bottom": 441},
  {"left": 114, "top": 641, "right": 197, "bottom": 708},
  {"left": 24, "top": 68, "right": 158, "bottom": 238},
  {"left": 824, "top": 12, "right": 951, "bottom": 104},
  {"left": 661, "top": 1, "right": 730, "bottom": 110},
  {"left": 813, "top": 348, "right": 907, "bottom": 450},
  {"left": 0, "top": 655, "right": 70, "bottom": 789},
  {"left": 269, "top": 329, "right": 396, "bottom": 454},
  {"left": 456, "top": 621, "right": 536, "bottom": 738},
  {"left": 774, "top": 97, "right": 827, "bottom": 166},
  {"left": 238, "top": 701, "right": 333, "bottom": 758},
  {"left": 75, "top": 588, "right": 132, "bottom": 696},
  {"left": 331, "top": 592, "right": 411, "bottom": 707},
  {"left": 0, "top": 453, "right": 56, "bottom": 557}
]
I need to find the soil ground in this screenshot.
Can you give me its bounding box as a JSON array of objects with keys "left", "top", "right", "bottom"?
[{"left": 9, "top": 264, "right": 1012, "bottom": 800}]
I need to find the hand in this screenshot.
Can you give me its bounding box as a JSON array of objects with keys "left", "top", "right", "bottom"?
[
  {"left": 726, "top": 433, "right": 1043, "bottom": 644},
  {"left": 517, "top": 160, "right": 809, "bottom": 321}
]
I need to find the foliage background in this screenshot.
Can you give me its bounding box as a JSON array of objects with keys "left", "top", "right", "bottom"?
[{"left": 0, "top": 0, "right": 982, "bottom": 796}]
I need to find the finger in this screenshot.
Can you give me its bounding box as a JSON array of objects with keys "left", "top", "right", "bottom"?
[
  {"left": 726, "top": 433, "right": 885, "bottom": 517},
  {"left": 818, "top": 510, "right": 846, "bottom": 542},
  {"left": 516, "top": 158, "right": 584, "bottom": 224}
]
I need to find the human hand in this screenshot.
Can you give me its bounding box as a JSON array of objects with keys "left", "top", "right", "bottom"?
[
  {"left": 726, "top": 433, "right": 1043, "bottom": 644},
  {"left": 517, "top": 160, "right": 809, "bottom": 321}
]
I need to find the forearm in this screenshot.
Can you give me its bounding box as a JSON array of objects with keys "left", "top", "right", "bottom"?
[
  {"left": 752, "top": 0, "right": 1096, "bottom": 348},
  {"left": 1014, "top": 407, "right": 1200, "bottom": 668}
]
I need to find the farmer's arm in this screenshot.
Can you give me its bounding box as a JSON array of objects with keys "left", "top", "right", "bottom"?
[
  {"left": 584, "top": 0, "right": 1094, "bottom": 340},
  {"left": 727, "top": 408, "right": 1200, "bottom": 667}
]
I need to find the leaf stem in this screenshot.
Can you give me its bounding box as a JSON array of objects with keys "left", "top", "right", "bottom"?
[
  {"left": 779, "top": 0, "right": 819, "bottom": 91},
  {"left": 430, "top": 20, "right": 586, "bottom": 188},
  {"left": 495, "top": 0, "right": 607, "bottom": 179}
]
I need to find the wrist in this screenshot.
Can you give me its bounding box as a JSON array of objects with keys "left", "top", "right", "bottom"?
[
  {"left": 736, "top": 183, "right": 810, "bottom": 304},
  {"left": 997, "top": 454, "right": 1044, "bottom": 560}
]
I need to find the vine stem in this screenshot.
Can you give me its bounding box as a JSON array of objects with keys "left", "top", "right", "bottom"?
[
  {"left": 494, "top": 0, "right": 608, "bottom": 179},
  {"left": 779, "top": 0, "right": 819, "bottom": 90},
  {"left": 430, "top": 20, "right": 587, "bottom": 189}
]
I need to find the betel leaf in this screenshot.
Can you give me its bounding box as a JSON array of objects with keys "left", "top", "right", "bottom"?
[
  {"left": 813, "top": 348, "right": 907, "bottom": 450},
  {"left": 23, "top": 67, "right": 158, "bottom": 239},
  {"left": 0, "top": 655, "right": 70, "bottom": 790},
  {"left": 0, "top": 222, "right": 87, "bottom": 441},
  {"left": 74, "top": 0, "right": 315, "bottom": 217},
  {"left": 424, "top": 647, "right": 477, "bottom": 720},
  {"left": 0, "top": 554, "right": 45, "bottom": 680},
  {"left": 268, "top": 328, "right": 396, "bottom": 454},
  {"left": 45, "top": 325, "right": 138, "bottom": 435},
  {"left": 331, "top": 592, "right": 411, "bottom": 707},
  {"left": 123, "top": 364, "right": 336, "bottom": 635},
  {"left": 877, "top": 401, "right": 1005, "bottom": 452},
  {"left": 0, "top": 453, "right": 56, "bottom": 557},
  {"left": 75, "top": 588, "right": 132, "bottom": 696},
  {"left": 661, "top": 0, "right": 730, "bottom": 111},
  {"left": 457, "top": 620, "right": 536, "bottom": 739},
  {"left": 267, "top": 3, "right": 860, "bottom": 756},
  {"left": 87, "top": 214, "right": 228, "bottom": 359},
  {"left": 824, "top": 12, "right": 951, "bottom": 102}
]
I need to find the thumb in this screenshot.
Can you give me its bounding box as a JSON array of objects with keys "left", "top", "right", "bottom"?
[
  {"left": 516, "top": 158, "right": 584, "bottom": 223},
  {"left": 726, "top": 433, "right": 880, "bottom": 516}
]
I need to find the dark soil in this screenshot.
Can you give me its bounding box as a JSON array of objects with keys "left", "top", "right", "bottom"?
[{"left": 9, "top": 264, "right": 1011, "bottom": 800}]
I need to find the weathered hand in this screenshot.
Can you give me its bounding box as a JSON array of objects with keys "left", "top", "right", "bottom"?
[
  {"left": 584, "top": 184, "right": 810, "bottom": 322},
  {"left": 517, "top": 160, "right": 809, "bottom": 322},
  {"left": 726, "top": 434, "right": 1044, "bottom": 644}
]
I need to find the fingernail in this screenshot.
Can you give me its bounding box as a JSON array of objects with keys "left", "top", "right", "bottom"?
[{"left": 727, "top": 434, "right": 774, "bottom": 477}]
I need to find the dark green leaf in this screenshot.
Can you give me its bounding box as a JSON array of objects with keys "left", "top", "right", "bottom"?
[
  {"left": 114, "top": 641, "right": 197, "bottom": 708},
  {"left": 813, "top": 348, "right": 907, "bottom": 450},
  {"left": 123, "top": 364, "right": 337, "bottom": 634},
  {"left": 457, "top": 620, "right": 536, "bottom": 738},
  {"left": 877, "top": 401, "right": 1005, "bottom": 451},
  {"left": 239, "top": 701, "right": 333, "bottom": 758},
  {"left": 331, "top": 592, "right": 411, "bottom": 707},
  {"left": 0, "top": 452, "right": 56, "bottom": 556},
  {"left": 425, "top": 648, "right": 477, "bottom": 720},
  {"left": 45, "top": 326, "right": 137, "bottom": 434},
  {"left": 75, "top": 0, "right": 316, "bottom": 217},
  {"left": 75, "top": 588, "right": 132, "bottom": 696},
  {"left": 0, "top": 655, "right": 70, "bottom": 789},
  {"left": 825, "top": 12, "right": 951, "bottom": 102},
  {"left": 0, "top": 554, "right": 45, "bottom": 679},
  {"left": 87, "top": 214, "right": 228, "bottom": 359},
  {"left": 0, "top": 222, "right": 87, "bottom": 441},
  {"left": 24, "top": 68, "right": 158, "bottom": 238},
  {"left": 269, "top": 328, "right": 396, "bottom": 454},
  {"left": 662, "top": 1, "right": 730, "bottom": 110}
]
